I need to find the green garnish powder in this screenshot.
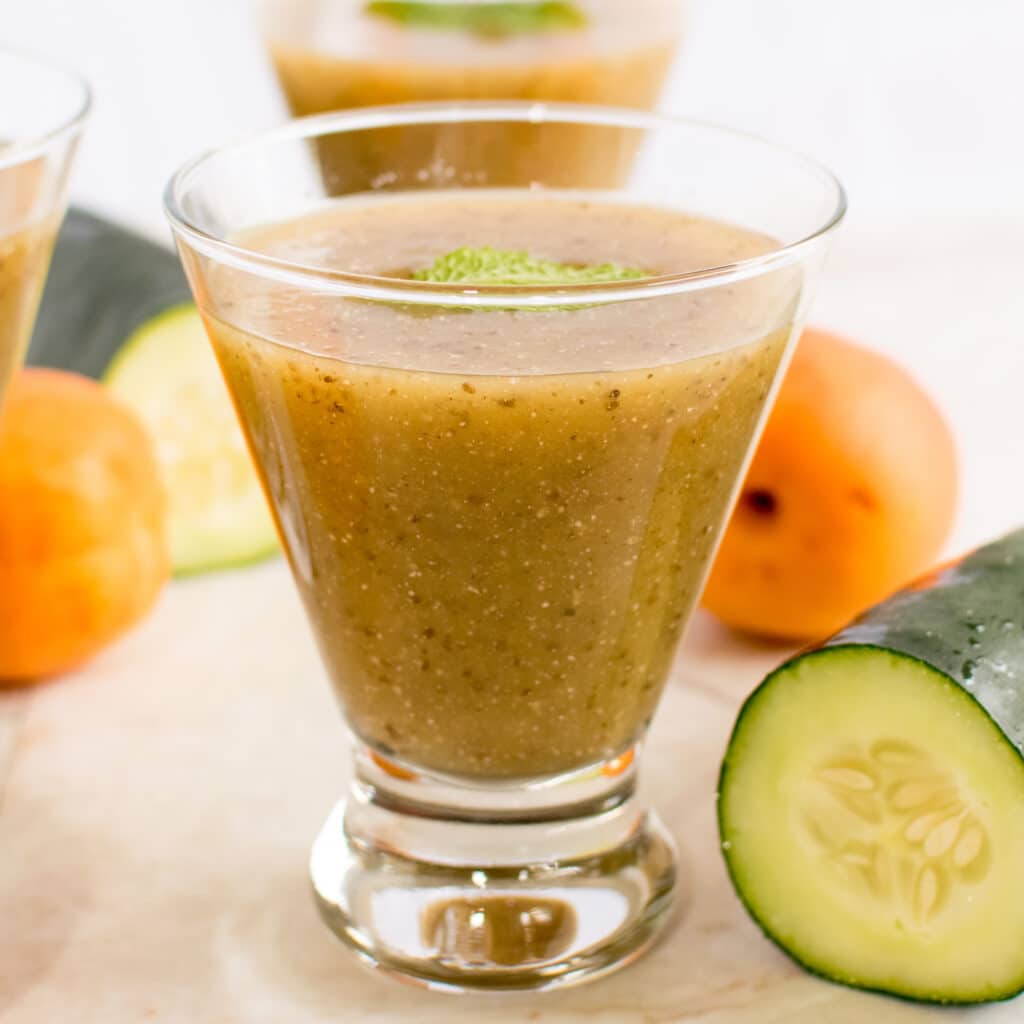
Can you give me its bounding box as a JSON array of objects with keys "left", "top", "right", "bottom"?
[
  {"left": 365, "top": 1, "right": 587, "bottom": 37},
  {"left": 414, "top": 246, "right": 646, "bottom": 287},
  {"left": 405, "top": 246, "right": 648, "bottom": 314}
]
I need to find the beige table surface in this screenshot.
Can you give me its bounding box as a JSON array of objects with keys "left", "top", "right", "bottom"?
[
  {"left": 3, "top": 222, "right": 1024, "bottom": 1022},
  {"left": 0, "top": 561, "right": 1018, "bottom": 1024}
]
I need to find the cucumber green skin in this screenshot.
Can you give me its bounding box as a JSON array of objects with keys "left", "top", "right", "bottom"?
[
  {"left": 27, "top": 208, "right": 190, "bottom": 379},
  {"left": 718, "top": 527, "right": 1024, "bottom": 1005},
  {"left": 824, "top": 529, "right": 1024, "bottom": 752}
]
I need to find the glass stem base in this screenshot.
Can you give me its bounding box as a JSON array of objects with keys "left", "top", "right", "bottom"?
[{"left": 310, "top": 747, "right": 679, "bottom": 992}]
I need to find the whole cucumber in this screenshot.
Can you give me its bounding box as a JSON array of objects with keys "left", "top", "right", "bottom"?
[{"left": 719, "top": 528, "right": 1024, "bottom": 1004}]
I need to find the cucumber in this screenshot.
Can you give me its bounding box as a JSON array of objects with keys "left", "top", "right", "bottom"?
[
  {"left": 104, "top": 306, "right": 279, "bottom": 576},
  {"left": 718, "top": 528, "right": 1024, "bottom": 1005},
  {"left": 26, "top": 208, "right": 278, "bottom": 576},
  {"left": 28, "top": 208, "right": 191, "bottom": 378}
]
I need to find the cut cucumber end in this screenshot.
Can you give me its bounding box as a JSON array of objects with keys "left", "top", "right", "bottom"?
[
  {"left": 719, "top": 645, "right": 1024, "bottom": 1005},
  {"left": 104, "top": 304, "right": 279, "bottom": 576}
]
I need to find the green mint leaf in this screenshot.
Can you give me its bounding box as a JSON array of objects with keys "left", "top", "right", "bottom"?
[
  {"left": 365, "top": 2, "right": 587, "bottom": 37},
  {"left": 413, "top": 246, "right": 647, "bottom": 287}
]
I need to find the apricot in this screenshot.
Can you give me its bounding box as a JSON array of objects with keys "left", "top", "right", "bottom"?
[
  {"left": 702, "top": 328, "right": 957, "bottom": 641},
  {"left": 0, "top": 369, "right": 169, "bottom": 681}
]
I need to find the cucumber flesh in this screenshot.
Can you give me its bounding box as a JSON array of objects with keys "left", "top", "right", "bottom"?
[
  {"left": 721, "top": 646, "right": 1024, "bottom": 1003},
  {"left": 719, "top": 529, "right": 1024, "bottom": 1005},
  {"left": 104, "top": 305, "right": 279, "bottom": 576}
]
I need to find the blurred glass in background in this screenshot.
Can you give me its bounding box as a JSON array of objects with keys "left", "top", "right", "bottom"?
[{"left": 5, "top": 0, "right": 1019, "bottom": 235}]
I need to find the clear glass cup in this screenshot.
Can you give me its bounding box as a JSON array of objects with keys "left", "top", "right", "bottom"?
[
  {"left": 259, "top": 0, "right": 688, "bottom": 189},
  {"left": 0, "top": 48, "right": 90, "bottom": 407},
  {"left": 261, "top": 0, "right": 687, "bottom": 114},
  {"left": 165, "top": 102, "right": 844, "bottom": 991}
]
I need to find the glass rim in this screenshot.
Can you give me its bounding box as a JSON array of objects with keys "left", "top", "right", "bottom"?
[
  {"left": 0, "top": 46, "right": 91, "bottom": 173},
  {"left": 164, "top": 101, "right": 847, "bottom": 309}
]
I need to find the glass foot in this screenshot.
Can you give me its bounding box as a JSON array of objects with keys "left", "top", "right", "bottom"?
[{"left": 309, "top": 747, "right": 679, "bottom": 992}]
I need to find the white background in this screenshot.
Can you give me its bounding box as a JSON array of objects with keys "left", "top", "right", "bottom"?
[{"left": 7, "top": 0, "right": 1024, "bottom": 547}]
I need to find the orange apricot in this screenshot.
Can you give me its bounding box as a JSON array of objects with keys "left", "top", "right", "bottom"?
[
  {"left": 0, "top": 369, "right": 169, "bottom": 682},
  {"left": 702, "top": 328, "right": 957, "bottom": 641}
]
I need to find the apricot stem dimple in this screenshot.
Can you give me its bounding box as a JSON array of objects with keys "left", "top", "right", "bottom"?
[{"left": 743, "top": 488, "right": 777, "bottom": 517}]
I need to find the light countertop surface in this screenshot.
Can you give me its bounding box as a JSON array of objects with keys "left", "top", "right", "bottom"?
[{"left": 2, "top": 223, "right": 1023, "bottom": 1020}]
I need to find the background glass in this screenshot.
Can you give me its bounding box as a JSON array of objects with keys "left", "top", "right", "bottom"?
[
  {"left": 0, "top": 48, "right": 89, "bottom": 407},
  {"left": 261, "top": 0, "right": 687, "bottom": 113},
  {"left": 165, "top": 103, "right": 844, "bottom": 991},
  {"left": 260, "top": 0, "right": 687, "bottom": 190}
]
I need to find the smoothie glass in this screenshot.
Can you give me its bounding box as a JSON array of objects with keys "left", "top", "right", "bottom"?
[
  {"left": 0, "top": 49, "right": 89, "bottom": 408},
  {"left": 260, "top": 0, "right": 687, "bottom": 189},
  {"left": 261, "top": 0, "right": 687, "bottom": 114},
  {"left": 164, "top": 103, "right": 844, "bottom": 992}
]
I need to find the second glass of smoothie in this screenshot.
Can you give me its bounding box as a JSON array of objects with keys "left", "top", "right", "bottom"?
[
  {"left": 0, "top": 50, "right": 89, "bottom": 408},
  {"left": 165, "top": 104, "right": 844, "bottom": 992},
  {"left": 260, "top": 0, "right": 687, "bottom": 188},
  {"left": 262, "top": 0, "right": 685, "bottom": 112}
]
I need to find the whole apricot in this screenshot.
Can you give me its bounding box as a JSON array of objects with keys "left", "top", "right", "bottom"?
[
  {"left": 0, "top": 369, "right": 169, "bottom": 681},
  {"left": 702, "top": 328, "right": 957, "bottom": 640}
]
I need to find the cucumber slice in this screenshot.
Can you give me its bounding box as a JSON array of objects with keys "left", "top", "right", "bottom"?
[
  {"left": 719, "top": 528, "right": 1024, "bottom": 1005},
  {"left": 104, "top": 305, "right": 279, "bottom": 576}
]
